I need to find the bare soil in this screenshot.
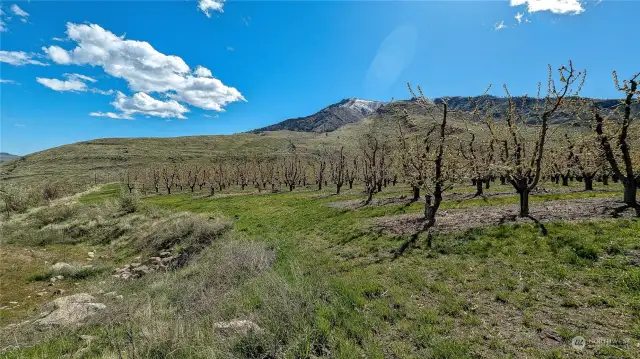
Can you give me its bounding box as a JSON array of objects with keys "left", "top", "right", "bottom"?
[
  {"left": 372, "top": 197, "right": 638, "bottom": 236},
  {"left": 328, "top": 187, "right": 619, "bottom": 210}
]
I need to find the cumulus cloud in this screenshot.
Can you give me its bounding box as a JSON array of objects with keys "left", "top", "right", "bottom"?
[
  {"left": 10, "top": 4, "right": 29, "bottom": 17},
  {"left": 198, "top": 0, "right": 225, "bottom": 18},
  {"left": 37, "top": 73, "right": 110, "bottom": 94},
  {"left": 89, "top": 111, "right": 133, "bottom": 120},
  {"left": 0, "top": 50, "right": 48, "bottom": 66},
  {"left": 494, "top": 21, "right": 507, "bottom": 30},
  {"left": 194, "top": 65, "right": 212, "bottom": 77},
  {"left": 37, "top": 77, "right": 88, "bottom": 92},
  {"left": 112, "top": 92, "right": 190, "bottom": 119},
  {"left": 515, "top": 12, "right": 524, "bottom": 23},
  {"left": 510, "top": 0, "right": 584, "bottom": 15},
  {"left": 42, "top": 22, "right": 244, "bottom": 115}
]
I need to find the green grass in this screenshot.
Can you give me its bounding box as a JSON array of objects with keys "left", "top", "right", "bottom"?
[{"left": 2, "top": 183, "right": 639, "bottom": 358}]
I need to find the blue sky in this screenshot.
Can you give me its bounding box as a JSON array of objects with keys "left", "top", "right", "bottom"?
[{"left": 1, "top": 0, "right": 638, "bottom": 155}]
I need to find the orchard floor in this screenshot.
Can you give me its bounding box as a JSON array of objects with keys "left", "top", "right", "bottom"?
[{"left": 1, "top": 181, "right": 639, "bottom": 358}]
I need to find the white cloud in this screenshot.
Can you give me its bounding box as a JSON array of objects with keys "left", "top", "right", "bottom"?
[
  {"left": 42, "top": 45, "right": 72, "bottom": 64},
  {"left": 198, "top": 0, "right": 225, "bottom": 18},
  {"left": 43, "top": 22, "right": 245, "bottom": 113},
  {"left": 194, "top": 65, "right": 212, "bottom": 77},
  {"left": 0, "top": 50, "right": 48, "bottom": 66},
  {"left": 112, "top": 91, "right": 190, "bottom": 119},
  {"left": 510, "top": 0, "right": 584, "bottom": 15},
  {"left": 494, "top": 21, "right": 507, "bottom": 31},
  {"left": 14, "top": 123, "right": 26, "bottom": 127},
  {"left": 91, "top": 88, "right": 114, "bottom": 95},
  {"left": 37, "top": 77, "right": 88, "bottom": 92},
  {"left": 0, "top": 79, "right": 19, "bottom": 84},
  {"left": 52, "top": 37, "right": 66, "bottom": 42},
  {"left": 89, "top": 111, "right": 133, "bottom": 120},
  {"left": 515, "top": 12, "right": 524, "bottom": 23},
  {"left": 204, "top": 113, "right": 219, "bottom": 119},
  {"left": 226, "top": 46, "right": 234, "bottom": 51},
  {"left": 65, "top": 73, "right": 97, "bottom": 83},
  {"left": 10, "top": 4, "right": 29, "bottom": 18}
]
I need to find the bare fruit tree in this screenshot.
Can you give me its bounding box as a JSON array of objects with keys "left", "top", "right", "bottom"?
[
  {"left": 397, "top": 85, "right": 461, "bottom": 240},
  {"left": 594, "top": 72, "right": 639, "bottom": 212},
  {"left": 565, "top": 133, "right": 603, "bottom": 191},
  {"left": 329, "top": 146, "right": 347, "bottom": 194},
  {"left": 359, "top": 125, "right": 388, "bottom": 204},
  {"left": 487, "top": 61, "right": 586, "bottom": 217},
  {"left": 161, "top": 167, "right": 176, "bottom": 195}
]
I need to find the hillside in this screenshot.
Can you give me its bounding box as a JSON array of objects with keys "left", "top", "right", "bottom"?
[
  {"left": 253, "top": 98, "right": 384, "bottom": 133},
  {"left": 0, "top": 152, "right": 19, "bottom": 163},
  {"left": 1, "top": 95, "right": 634, "bottom": 187}
]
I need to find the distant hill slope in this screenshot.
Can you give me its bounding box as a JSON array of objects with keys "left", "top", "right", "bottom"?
[
  {"left": 0, "top": 152, "right": 19, "bottom": 162},
  {"left": 253, "top": 98, "right": 384, "bottom": 133},
  {"left": 2, "top": 95, "right": 636, "bottom": 187}
]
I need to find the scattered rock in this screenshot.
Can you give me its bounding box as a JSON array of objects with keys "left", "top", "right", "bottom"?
[
  {"left": 55, "top": 275, "right": 64, "bottom": 280},
  {"left": 51, "top": 262, "right": 74, "bottom": 274},
  {"left": 213, "top": 319, "right": 262, "bottom": 335},
  {"left": 52, "top": 289, "right": 65, "bottom": 296},
  {"left": 87, "top": 252, "right": 95, "bottom": 258},
  {"left": 34, "top": 293, "right": 106, "bottom": 327}
]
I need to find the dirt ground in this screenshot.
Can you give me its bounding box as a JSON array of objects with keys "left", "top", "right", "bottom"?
[
  {"left": 372, "top": 197, "right": 639, "bottom": 236},
  {"left": 329, "top": 187, "right": 620, "bottom": 210}
]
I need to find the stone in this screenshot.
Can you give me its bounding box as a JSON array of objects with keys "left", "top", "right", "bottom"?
[
  {"left": 213, "top": 319, "right": 262, "bottom": 335},
  {"left": 55, "top": 275, "right": 64, "bottom": 280},
  {"left": 51, "top": 262, "right": 74, "bottom": 274},
  {"left": 35, "top": 293, "right": 106, "bottom": 327},
  {"left": 52, "top": 289, "right": 65, "bottom": 296},
  {"left": 132, "top": 265, "right": 149, "bottom": 274},
  {"left": 87, "top": 252, "right": 95, "bottom": 258},
  {"left": 159, "top": 251, "right": 172, "bottom": 257}
]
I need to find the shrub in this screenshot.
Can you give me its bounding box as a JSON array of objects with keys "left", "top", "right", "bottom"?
[
  {"left": 0, "top": 185, "right": 39, "bottom": 215},
  {"left": 118, "top": 188, "right": 140, "bottom": 214},
  {"left": 42, "top": 182, "right": 66, "bottom": 201}
]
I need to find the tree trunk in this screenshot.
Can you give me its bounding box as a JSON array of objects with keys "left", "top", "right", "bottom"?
[
  {"left": 210, "top": 185, "right": 215, "bottom": 196},
  {"left": 561, "top": 176, "right": 569, "bottom": 186},
  {"left": 485, "top": 179, "right": 490, "bottom": 189},
  {"left": 289, "top": 184, "right": 295, "bottom": 192},
  {"left": 602, "top": 175, "right": 609, "bottom": 186},
  {"left": 412, "top": 186, "right": 420, "bottom": 201},
  {"left": 349, "top": 180, "right": 354, "bottom": 189},
  {"left": 336, "top": 183, "right": 342, "bottom": 195},
  {"left": 475, "top": 180, "right": 483, "bottom": 196},
  {"left": 377, "top": 182, "right": 382, "bottom": 192},
  {"left": 623, "top": 180, "right": 638, "bottom": 206},
  {"left": 167, "top": 187, "right": 171, "bottom": 195},
  {"left": 584, "top": 176, "right": 594, "bottom": 191},
  {"left": 500, "top": 175, "right": 506, "bottom": 185},
  {"left": 519, "top": 190, "right": 530, "bottom": 217}
]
